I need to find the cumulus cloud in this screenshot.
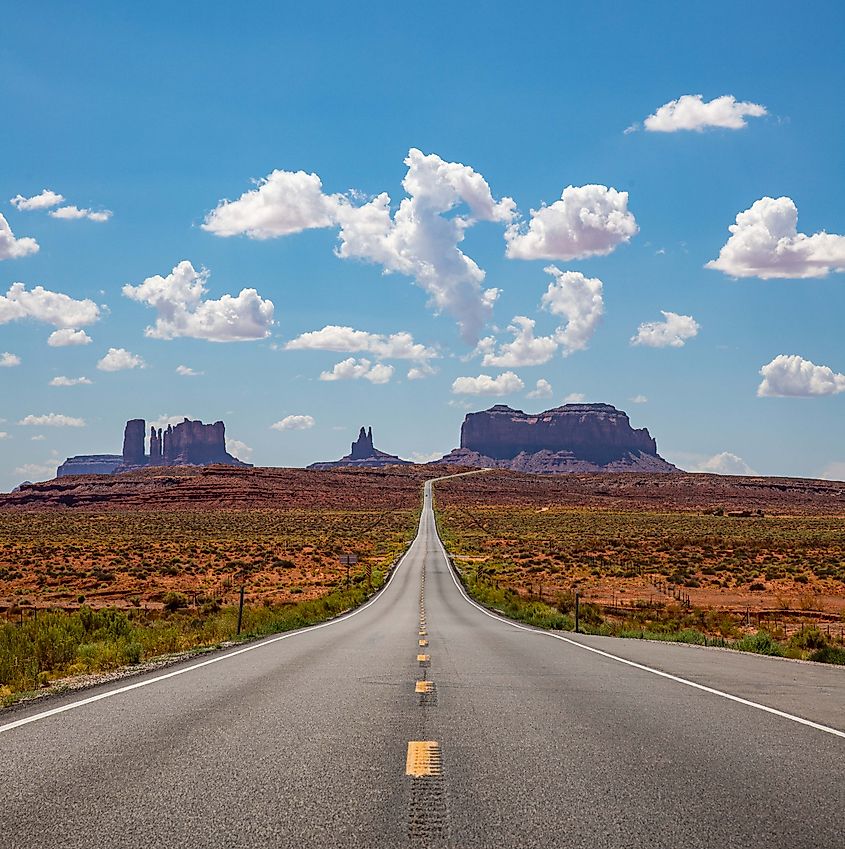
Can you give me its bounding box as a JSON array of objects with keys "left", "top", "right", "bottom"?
[
  {"left": 0, "top": 282, "right": 100, "bottom": 328},
  {"left": 319, "top": 357, "right": 394, "bottom": 384},
  {"left": 122, "top": 260, "right": 274, "bottom": 342},
  {"left": 47, "top": 328, "right": 92, "bottom": 347},
  {"left": 204, "top": 149, "right": 515, "bottom": 342},
  {"left": 97, "top": 347, "right": 146, "bottom": 372},
  {"left": 540, "top": 266, "right": 604, "bottom": 354},
  {"left": 0, "top": 432, "right": 8, "bottom": 439},
  {"left": 10, "top": 189, "right": 65, "bottom": 210},
  {"left": 696, "top": 452, "right": 757, "bottom": 476},
  {"left": 641, "top": 94, "right": 767, "bottom": 132},
  {"left": 451, "top": 371, "right": 524, "bottom": 396},
  {"left": 0, "top": 213, "right": 39, "bottom": 260},
  {"left": 286, "top": 325, "right": 437, "bottom": 364},
  {"left": 564, "top": 392, "right": 587, "bottom": 403},
  {"left": 226, "top": 438, "right": 253, "bottom": 461},
  {"left": 175, "top": 365, "right": 203, "bottom": 377},
  {"left": 757, "top": 354, "right": 845, "bottom": 397},
  {"left": 202, "top": 170, "right": 339, "bottom": 238},
  {"left": 49, "top": 376, "right": 92, "bottom": 386},
  {"left": 271, "top": 414, "right": 315, "bottom": 431},
  {"left": 18, "top": 413, "right": 85, "bottom": 427},
  {"left": 527, "top": 378, "right": 553, "bottom": 399},
  {"left": 505, "top": 185, "right": 637, "bottom": 261},
  {"left": 1, "top": 352, "right": 21, "bottom": 367},
  {"left": 631, "top": 311, "right": 699, "bottom": 348},
  {"left": 630, "top": 394, "right": 648, "bottom": 404},
  {"left": 706, "top": 196, "right": 845, "bottom": 279},
  {"left": 49, "top": 205, "right": 112, "bottom": 222},
  {"left": 478, "top": 316, "right": 558, "bottom": 367},
  {"left": 407, "top": 363, "right": 437, "bottom": 380}
]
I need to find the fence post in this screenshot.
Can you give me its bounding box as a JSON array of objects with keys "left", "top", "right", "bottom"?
[
  {"left": 236, "top": 585, "right": 245, "bottom": 635},
  {"left": 575, "top": 592, "right": 580, "bottom": 634}
]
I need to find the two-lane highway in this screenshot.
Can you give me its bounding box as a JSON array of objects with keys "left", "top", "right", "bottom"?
[{"left": 2, "top": 477, "right": 843, "bottom": 848}]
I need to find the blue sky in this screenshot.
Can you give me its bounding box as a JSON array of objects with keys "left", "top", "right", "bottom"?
[{"left": 1, "top": 1, "right": 844, "bottom": 489}]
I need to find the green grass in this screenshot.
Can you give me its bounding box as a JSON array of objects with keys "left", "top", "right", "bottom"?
[{"left": 0, "top": 577, "right": 383, "bottom": 704}]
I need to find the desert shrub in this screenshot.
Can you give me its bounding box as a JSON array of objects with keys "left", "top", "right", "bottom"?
[
  {"left": 163, "top": 592, "right": 188, "bottom": 613},
  {"left": 789, "top": 626, "right": 828, "bottom": 651},
  {"left": 733, "top": 631, "right": 784, "bottom": 656}
]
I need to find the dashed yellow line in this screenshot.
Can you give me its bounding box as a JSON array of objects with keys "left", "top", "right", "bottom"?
[
  {"left": 406, "top": 741, "right": 442, "bottom": 777},
  {"left": 415, "top": 681, "right": 433, "bottom": 694},
  {"left": 417, "top": 654, "right": 430, "bottom": 665},
  {"left": 419, "top": 639, "right": 428, "bottom": 647}
]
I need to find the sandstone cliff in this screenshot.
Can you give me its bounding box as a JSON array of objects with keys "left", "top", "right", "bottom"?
[{"left": 437, "top": 403, "right": 678, "bottom": 474}]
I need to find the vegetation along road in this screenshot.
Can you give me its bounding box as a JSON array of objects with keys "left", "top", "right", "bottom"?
[{"left": 1, "top": 476, "right": 842, "bottom": 848}]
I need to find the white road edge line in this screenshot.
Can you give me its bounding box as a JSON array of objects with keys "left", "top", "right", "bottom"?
[
  {"left": 428, "top": 481, "right": 845, "bottom": 741},
  {"left": 0, "top": 506, "right": 431, "bottom": 737}
]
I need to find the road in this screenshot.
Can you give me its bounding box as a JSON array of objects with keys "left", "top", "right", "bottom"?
[{"left": 2, "top": 477, "right": 843, "bottom": 848}]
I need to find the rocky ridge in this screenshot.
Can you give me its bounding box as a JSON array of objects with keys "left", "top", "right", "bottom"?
[{"left": 308, "top": 426, "right": 412, "bottom": 470}]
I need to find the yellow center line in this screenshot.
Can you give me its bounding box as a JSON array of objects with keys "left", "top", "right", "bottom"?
[
  {"left": 419, "top": 639, "right": 428, "bottom": 647},
  {"left": 415, "top": 681, "right": 433, "bottom": 693},
  {"left": 417, "top": 654, "right": 430, "bottom": 664},
  {"left": 405, "top": 741, "right": 442, "bottom": 777}
]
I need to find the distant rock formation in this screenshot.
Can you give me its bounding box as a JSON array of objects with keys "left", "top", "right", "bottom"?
[
  {"left": 309, "top": 426, "right": 413, "bottom": 470},
  {"left": 54, "top": 417, "right": 251, "bottom": 479},
  {"left": 118, "top": 418, "right": 250, "bottom": 471},
  {"left": 57, "top": 455, "right": 123, "bottom": 478},
  {"left": 436, "top": 403, "right": 679, "bottom": 473}
]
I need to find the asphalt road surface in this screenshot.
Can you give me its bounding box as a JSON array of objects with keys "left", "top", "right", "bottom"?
[{"left": 2, "top": 477, "right": 843, "bottom": 848}]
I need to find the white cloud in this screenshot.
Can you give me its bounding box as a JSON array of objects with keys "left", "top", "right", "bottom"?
[
  {"left": 176, "top": 364, "right": 203, "bottom": 377},
  {"left": 505, "top": 185, "right": 637, "bottom": 261},
  {"left": 527, "top": 378, "right": 553, "bottom": 399},
  {"left": 49, "top": 376, "right": 92, "bottom": 387},
  {"left": 319, "top": 357, "right": 394, "bottom": 384},
  {"left": 0, "top": 213, "right": 39, "bottom": 260},
  {"left": 47, "top": 328, "right": 93, "bottom": 347},
  {"left": 49, "top": 205, "right": 112, "bottom": 222},
  {"left": 630, "top": 394, "right": 648, "bottom": 404},
  {"left": 271, "top": 414, "right": 315, "bottom": 431},
  {"left": 123, "top": 260, "right": 274, "bottom": 341},
  {"left": 407, "top": 363, "right": 437, "bottom": 380},
  {"left": 642, "top": 94, "right": 767, "bottom": 132},
  {"left": 14, "top": 461, "right": 58, "bottom": 480},
  {"left": 0, "top": 352, "right": 21, "bottom": 367},
  {"left": 286, "top": 325, "right": 437, "bottom": 363},
  {"left": 0, "top": 282, "right": 100, "bottom": 328},
  {"left": 31, "top": 435, "right": 46, "bottom": 441},
  {"left": 819, "top": 461, "right": 845, "bottom": 482},
  {"left": 540, "top": 266, "right": 604, "bottom": 354},
  {"left": 696, "top": 452, "right": 757, "bottom": 476},
  {"left": 631, "top": 311, "right": 699, "bottom": 348},
  {"left": 564, "top": 392, "right": 587, "bottom": 403},
  {"left": 97, "top": 347, "right": 146, "bottom": 372},
  {"left": 18, "top": 413, "right": 86, "bottom": 427},
  {"left": 409, "top": 451, "right": 443, "bottom": 463},
  {"left": 479, "top": 316, "right": 558, "bottom": 367},
  {"left": 202, "top": 170, "right": 339, "bottom": 238},
  {"left": 0, "top": 432, "right": 8, "bottom": 439},
  {"left": 226, "top": 438, "right": 253, "bottom": 461},
  {"left": 204, "top": 149, "right": 515, "bottom": 342},
  {"left": 451, "top": 371, "right": 524, "bottom": 396},
  {"left": 706, "top": 196, "right": 845, "bottom": 279},
  {"left": 10, "top": 189, "right": 65, "bottom": 210},
  {"left": 757, "top": 354, "right": 845, "bottom": 397}
]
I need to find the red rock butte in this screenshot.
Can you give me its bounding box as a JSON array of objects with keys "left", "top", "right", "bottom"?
[{"left": 436, "top": 403, "right": 679, "bottom": 473}]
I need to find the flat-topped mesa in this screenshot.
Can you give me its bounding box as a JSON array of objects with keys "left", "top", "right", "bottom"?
[
  {"left": 308, "top": 425, "right": 412, "bottom": 470},
  {"left": 438, "top": 403, "right": 678, "bottom": 473},
  {"left": 462, "top": 403, "right": 657, "bottom": 465}
]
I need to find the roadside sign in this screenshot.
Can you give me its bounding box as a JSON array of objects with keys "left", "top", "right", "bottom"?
[{"left": 338, "top": 554, "right": 358, "bottom": 565}]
